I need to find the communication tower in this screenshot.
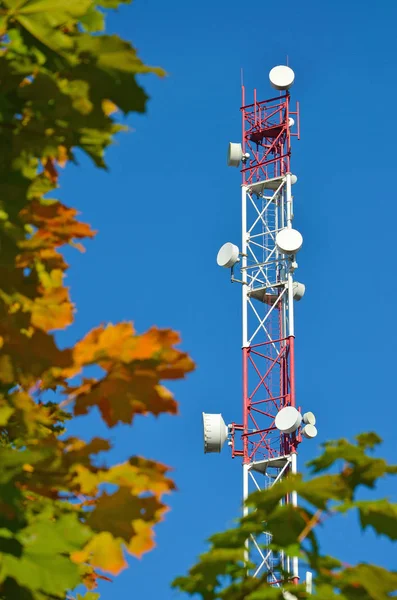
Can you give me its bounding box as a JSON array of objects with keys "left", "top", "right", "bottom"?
[{"left": 203, "top": 66, "right": 317, "bottom": 589}]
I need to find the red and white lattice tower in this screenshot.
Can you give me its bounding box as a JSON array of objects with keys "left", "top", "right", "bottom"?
[{"left": 203, "top": 66, "right": 317, "bottom": 590}]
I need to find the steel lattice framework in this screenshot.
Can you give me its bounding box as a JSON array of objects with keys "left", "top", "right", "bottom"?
[{"left": 230, "top": 85, "right": 302, "bottom": 585}]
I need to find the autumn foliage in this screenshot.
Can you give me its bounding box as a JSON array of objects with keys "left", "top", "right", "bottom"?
[{"left": 0, "top": 1, "right": 194, "bottom": 598}]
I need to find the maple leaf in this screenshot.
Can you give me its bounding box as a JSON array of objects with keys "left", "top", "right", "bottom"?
[
  {"left": 29, "top": 286, "right": 74, "bottom": 331},
  {"left": 19, "top": 199, "right": 96, "bottom": 249},
  {"left": 69, "top": 323, "right": 194, "bottom": 426},
  {"left": 73, "top": 322, "right": 137, "bottom": 365},
  {"left": 72, "top": 531, "right": 127, "bottom": 575},
  {"left": 0, "top": 313, "right": 73, "bottom": 387},
  {"left": 86, "top": 488, "right": 168, "bottom": 559},
  {"left": 72, "top": 368, "right": 178, "bottom": 426},
  {"left": 3, "top": 0, "right": 94, "bottom": 55},
  {"left": 16, "top": 247, "right": 68, "bottom": 271},
  {"left": 71, "top": 455, "right": 174, "bottom": 498},
  {"left": 72, "top": 323, "right": 188, "bottom": 367},
  {"left": 1, "top": 513, "right": 92, "bottom": 596},
  {"left": 105, "top": 456, "right": 175, "bottom": 498}
]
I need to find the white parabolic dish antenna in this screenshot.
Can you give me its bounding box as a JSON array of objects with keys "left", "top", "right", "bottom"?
[
  {"left": 269, "top": 65, "right": 295, "bottom": 90},
  {"left": 293, "top": 282, "right": 305, "bottom": 301},
  {"left": 303, "top": 411, "right": 316, "bottom": 425},
  {"left": 275, "top": 406, "right": 302, "bottom": 433},
  {"left": 217, "top": 242, "right": 240, "bottom": 268},
  {"left": 302, "top": 424, "right": 318, "bottom": 439},
  {"left": 276, "top": 228, "right": 303, "bottom": 255},
  {"left": 227, "top": 142, "right": 243, "bottom": 167},
  {"left": 202, "top": 413, "right": 228, "bottom": 453}
]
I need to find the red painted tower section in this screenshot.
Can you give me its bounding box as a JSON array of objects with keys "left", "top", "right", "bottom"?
[{"left": 229, "top": 76, "right": 303, "bottom": 584}]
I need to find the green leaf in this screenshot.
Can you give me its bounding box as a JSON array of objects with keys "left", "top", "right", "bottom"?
[
  {"left": 13, "top": 0, "right": 92, "bottom": 16},
  {"left": 172, "top": 547, "right": 248, "bottom": 600},
  {"left": 80, "top": 5, "right": 105, "bottom": 32},
  {"left": 10, "top": 0, "right": 93, "bottom": 55},
  {"left": 355, "top": 499, "right": 397, "bottom": 540},
  {"left": 296, "top": 474, "right": 350, "bottom": 508},
  {"left": 70, "top": 62, "right": 149, "bottom": 113},
  {"left": 308, "top": 438, "right": 394, "bottom": 492},
  {"left": 246, "top": 476, "right": 299, "bottom": 513},
  {"left": 340, "top": 564, "right": 397, "bottom": 600},
  {"left": 264, "top": 504, "right": 309, "bottom": 547},
  {"left": 2, "top": 514, "right": 92, "bottom": 596},
  {"left": 356, "top": 432, "right": 382, "bottom": 449},
  {"left": 310, "top": 583, "right": 346, "bottom": 600},
  {"left": 0, "top": 446, "right": 51, "bottom": 485},
  {"left": 246, "top": 473, "right": 348, "bottom": 514},
  {"left": 76, "top": 34, "right": 164, "bottom": 75}
]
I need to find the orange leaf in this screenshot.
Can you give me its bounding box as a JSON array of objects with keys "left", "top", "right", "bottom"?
[
  {"left": 72, "top": 369, "right": 177, "bottom": 427},
  {"left": 69, "top": 324, "right": 194, "bottom": 426},
  {"left": 31, "top": 287, "right": 74, "bottom": 332},
  {"left": 19, "top": 200, "right": 96, "bottom": 252},
  {"left": 73, "top": 323, "right": 136, "bottom": 366},
  {"left": 73, "top": 323, "right": 192, "bottom": 368},
  {"left": 16, "top": 248, "right": 68, "bottom": 271}
]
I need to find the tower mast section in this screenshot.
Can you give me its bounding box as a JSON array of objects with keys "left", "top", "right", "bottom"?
[{"left": 203, "top": 65, "right": 317, "bottom": 589}]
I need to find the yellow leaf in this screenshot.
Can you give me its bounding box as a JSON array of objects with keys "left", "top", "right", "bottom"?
[
  {"left": 57, "top": 145, "right": 68, "bottom": 167},
  {"left": 127, "top": 520, "right": 155, "bottom": 557},
  {"left": 72, "top": 532, "right": 127, "bottom": 575},
  {"left": 72, "top": 465, "right": 100, "bottom": 496},
  {"left": 102, "top": 99, "right": 118, "bottom": 116},
  {"left": 37, "top": 268, "right": 64, "bottom": 290},
  {"left": 104, "top": 456, "right": 175, "bottom": 498}
]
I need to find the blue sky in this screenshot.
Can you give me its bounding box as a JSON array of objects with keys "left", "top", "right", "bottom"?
[{"left": 57, "top": 0, "right": 396, "bottom": 597}]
